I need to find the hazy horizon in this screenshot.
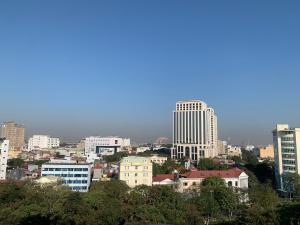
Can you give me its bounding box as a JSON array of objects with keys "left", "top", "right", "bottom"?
[{"left": 1, "top": 1, "right": 300, "bottom": 145}]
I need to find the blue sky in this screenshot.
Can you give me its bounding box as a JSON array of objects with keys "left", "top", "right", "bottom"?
[{"left": 0, "top": 0, "right": 300, "bottom": 144}]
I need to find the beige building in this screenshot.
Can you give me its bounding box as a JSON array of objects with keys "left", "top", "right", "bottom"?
[
  {"left": 259, "top": 144, "right": 274, "bottom": 159},
  {"left": 119, "top": 156, "right": 152, "bottom": 188},
  {"left": 1, "top": 121, "right": 25, "bottom": 156},
  {"left": 150, "top": 155, "right": 168, "bottom": 165}
]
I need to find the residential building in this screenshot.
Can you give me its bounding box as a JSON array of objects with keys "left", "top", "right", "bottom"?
[
  {"left": 119, "top": 156, "right": 152, "bottom": 188},
  {"left": 245, "top": 145, "right": 255, "bottom": 151},
  {"left": 1, "top": 121, "right": 25, "bottom": 155},
  {"left": 85, "top": 136, "right": 130, "bottom": 156},
  {"left": 226, "top": 145, "right": 242, "bottom": 157},
  {"left": 149, "top": 155, "right": 168, "bottom": 165},
  {"left": 171, "top": 100, "right": 218, "bottom": 161},
  {"left": 217, "top": 140, "right": 227, "bottom": 155},
  {"left": 0, "top": 139, "right": 9, "bottom": 180},
  {"left": 41, "top": 159, "right": 91, "bottom": 192},
  {"left": 28, "top": 135, "right": 60, "bottom": 151},
  {"left": 153, "top": 174, "right": 177, "bottom": 186},
  {"left": 177, "top": 168, "right": 248, "bottom": 193},
  {"left": 259, "top": 144, "right": 274, "bottom": 159},
  {"left": 273, "top": 124, "right": 300, "bottom": 191}
]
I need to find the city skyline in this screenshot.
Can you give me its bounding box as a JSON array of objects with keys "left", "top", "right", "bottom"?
[{"left": 1, "top": 1, "right": 300, "bottom": 145}]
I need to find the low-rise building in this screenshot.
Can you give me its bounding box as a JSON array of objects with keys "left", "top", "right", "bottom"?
[
  {"left": 150, "top": 155, "right": 168, "bottom": 165},
  {"left": 226, "top": 145, "right": 242, "bottom": 157},
  {"left": 259, "top": 144, "right": 274, "bottom": 159},
  {"left": 119, "top": 156, "right": 152, "bottom": 188},
  {"left": 41, "top": 159, "right": 91, "bottom": 192},
  {"left": 177, "top": 168, "right": 248, "bottom": 193},
  {"left": 153, "top": 174, "right": 177, "bottom": 186},
  {"left": 0, "top": 139, "right": 9, "bottom": 180}
]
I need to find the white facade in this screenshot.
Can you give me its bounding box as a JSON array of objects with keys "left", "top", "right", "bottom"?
[
  {"left": 0, "top": 139, "right": 9, "bottom": 180},
  {"left": 41, "top": 160, "right": 91, "bottom": 192},
  {"left": 85, "top": 136, "right": 130, "bottom": 156},
  {"left": 172, "top": 100, "right": 218, "bottom": 160},
  {"left": 28, "top": 135, "right": 60, "bottom": 151},
  {"left": 273, "top": 124, "right": 300, "bottom": 191},
  {"left": 119, "top": 156, "right": 152, "bottom": 188},
  {"left": 226, "top": 145, "right": 242, "bottom": 157}
]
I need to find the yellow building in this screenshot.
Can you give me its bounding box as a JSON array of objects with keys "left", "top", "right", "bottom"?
[
  {"left": 259, "top": 144, "right": 274, "bottom": 159},
  {"left": 119, "top": 156, "right": 152, "bottom": 188}
]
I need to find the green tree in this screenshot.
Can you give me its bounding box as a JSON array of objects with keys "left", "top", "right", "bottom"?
[
  {"left": 282, "top": 173, "right": 300, "bottom": 199},
  {"left": 202, "top": 176, "right": 226, "bottom": 187},
  {"left": 249, "top": 184, "right": 279, "bottom": 210}
]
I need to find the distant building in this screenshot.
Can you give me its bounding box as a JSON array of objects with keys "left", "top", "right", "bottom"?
[
  {"left": 171, "top": 100, "right": 218, "bottom": 161},
  {"left": 28, "top": 135, "right": 60, "bottom": 151},
  {"left": 41, "top": 159, "right": 91, "bottom": 192},
  {"left": 273, "top": 124, "right": 300, "bottom": 191},
  {"left": 226, "top": 145, "right": 242, "bottom": 157},
  {"left": 0, "top": 139, "right": 9, "bottom": 180},
  {"left": 1, "top": 121, "right": 25, "bottom": 156},
  {"left": 245, "top": 145, "right": 255, "bottom": 151},
  {"left": 136, "top": 146, "right": 151, "bottom": 153},
  {"left": 85, "top": 136, "right": 130, "bottom": 156},
  {"left": 149, "top": 155, "right": 168, "bottom": 165},
  {"left": 259, "top": 144, "right": 274, "bottom": 159},
  {"left": 153, "top": 174, "right": 177, "bottom": 186},
  {"left": 217, "top": 140, "right": 227, "bottom": 155},
  {"left": 119, "top": 156, "right": 152, "bottom": 188}
]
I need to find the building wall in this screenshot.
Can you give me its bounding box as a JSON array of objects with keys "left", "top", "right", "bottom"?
[
  {"left": 259, "top": 144, "right": 274, "bottom": 159},
  {"left": 150, "top": 155, "right": 168, "bottom": 165},
  {"left": 1, "top": 122, "right": 25, "bottom": 151},
  {"left": 28, "top": 135, "right": 60, "bottom": 150},
  {"left": 41, "top": 162, "right": 91, "bottom": 192},
  {"left": 119, "top": 156, "right": 152, "bottom": 188},
  {"left": 172, "top": 100, "right": 218, "bottom": 161},
  {"left": 85, "top": 136, "right": 131, "bottom": 155},
  {"left": 0, "top": 139, "right": 9, "bottom": 180},
  {"left": 273, "top": 124, "right": 300, "bottom": 191}
]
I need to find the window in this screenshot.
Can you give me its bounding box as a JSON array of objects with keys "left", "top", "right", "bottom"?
[
  {"left": 74, "top": 168, "right": 83, "bottom": 171},
  {"left": 183, "top": 182, "right": 188, "bottom": 187},
  {"left": 235, "top": 181, "right": 238, "bottom": 187},
  {"left": 228, "top": 181, "right": 233, "bottom": 187},
  {"left": 135, "top": 166, "right": 138, "bottom": 170},
  {"left": 135, "top": 173, "right": 138, "bottom": 177}
]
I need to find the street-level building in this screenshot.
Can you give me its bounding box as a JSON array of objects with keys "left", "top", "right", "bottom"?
[
  {"left": 41, "top": 159, "right": 91, "bottom": 192},
  {"left": 177, "top": 168, "right": 248, "bottom": 193},
  {"left": 119, "top": 156, "right": 152, "bottom": 188},
  {"left": 28, "top": 135, "right": 60, "bottom": 151},
  {"left": 273, "top": 124, "right": 300, "bottom": 191},
  {"left": 0, "top": 139, "right": 9, "bottom": 180},
  {"left": 171, "top": 100, "right": 218, "bottom": 161},
  {"left": 85, "top": 136, "right": 130, "bottom": 156}
]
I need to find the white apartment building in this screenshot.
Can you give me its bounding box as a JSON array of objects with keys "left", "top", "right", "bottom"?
[
  {"left": 41, "top": 159, "right": 91, "bottom": 192},
  {"left": 0, "top": 139, "right": 9, "bottom": 180},
  {"left": 273, "top": 124, "right": 300, "bottom": 191},
  {"left": 149, "top": 155, "right": 168, "bottom": 165},
  {"left": 85, "top": 136, "right": 130, "bottom": 156},
  {"left": 119, "top": 156, "right": 152, "bottom": 188},
  {"left": 28, "top": 135, "right": 60, "bottom": 151},
  {"left": 172, "top": 100, "right": 218, "bottom": 161}
]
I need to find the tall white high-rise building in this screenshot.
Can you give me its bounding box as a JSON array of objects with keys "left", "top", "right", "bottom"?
[
  {"left": 0, "top": 138, "right": 9, "bottom": 180},
  {"left": 273, "top": 124, "right": 300, "bottom": 191},
  {"left": 171, "top": 100, "right": 218, "bottom": 160},
  {"left": 28, "top": 135, "right": 60, "bottom": 151}
]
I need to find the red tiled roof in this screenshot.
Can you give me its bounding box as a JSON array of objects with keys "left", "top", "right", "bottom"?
[
  {"left": 181, "top": 167, "right": 245, "bottom": 179},
  {"left": 153, "top": 174, "right": 176, "bottom": 182}
]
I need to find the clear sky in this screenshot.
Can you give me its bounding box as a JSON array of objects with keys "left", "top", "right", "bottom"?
[{"left": 1, "top": 0, "right": 300, "bottom": 145}]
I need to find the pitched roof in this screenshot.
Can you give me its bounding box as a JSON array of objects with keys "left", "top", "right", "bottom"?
[
  {"left": 181, "top": 167, "right": 245, "bottom": 179},
  {"left": 153, "top": 174, "right": 176, "bottom": 182}
]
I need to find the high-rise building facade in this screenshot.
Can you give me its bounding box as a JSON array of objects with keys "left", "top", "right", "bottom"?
[
  {"left": 171, "top": 100, "right": 218, "bottom": 160},
  {"left": 273, "top": 124, "right": 300, "bottom": 191},
  {"left": 1, "top": 121, "right": 25, "bottom": 152},
  {"left": 0, "top": 139, "right": 9, "bottom": 180},
  {"left": 28, "top": 135, "right": 60, "bottom": 151}
]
